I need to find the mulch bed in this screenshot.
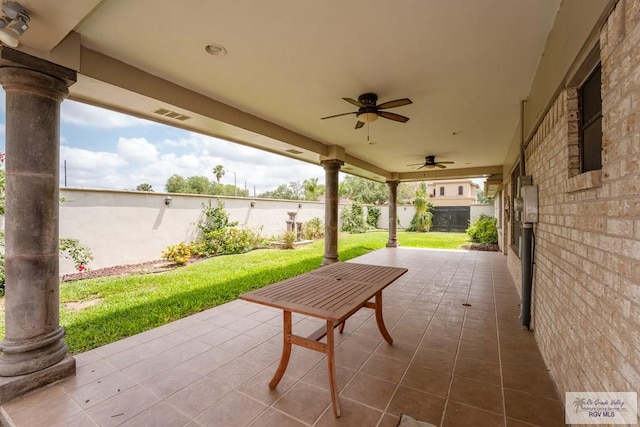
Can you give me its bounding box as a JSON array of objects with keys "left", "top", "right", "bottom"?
[
  {"left": 61, "top": 260, "right": 177, "bottom": 282},
  {"left": 461, "top": 243, "right": 500, "bottom": 251}
]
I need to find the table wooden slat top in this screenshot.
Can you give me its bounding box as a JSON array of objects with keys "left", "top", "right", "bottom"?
[{"left": 240, "top": 262, "right": 407, "bottom": 322}]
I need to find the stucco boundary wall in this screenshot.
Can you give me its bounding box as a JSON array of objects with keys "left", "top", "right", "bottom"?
[
  {"left": 57, "top": 189, "right": 494, "bottom": 274},
  {"left": 58, "top": 188, "right": 335, "bottom": 274}
]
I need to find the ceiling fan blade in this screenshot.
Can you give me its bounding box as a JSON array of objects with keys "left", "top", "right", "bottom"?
[
  {"left": 438, "top": 161, "right": 455, "bottom": 164},
  {"left": 355, "top": 120, "right": 365, "bottom": 129},
  {"left": 406, "top": 162, "right": 424, "bottom": 166},
  {"left": 436, "top": 163, "right": 447, "bottom": 169},
  {"left": 321, "top": 112, "right": 357, "bottom": 120},
  {"left": 416, "top": 165, "right": 426, "bottom": 170},
  {"left": 377, "top": 98, "right": 412, "bottom": 109},
  {"left": 343, "top": 97, "right": 364, "bottom": 108},
  {"left": 379, "top": 111, "right": 410, "bottom": 123}
]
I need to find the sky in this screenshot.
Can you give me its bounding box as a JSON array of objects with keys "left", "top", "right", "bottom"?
[{"left": 0, "top": 89, "right": 326, "bottom": 195}]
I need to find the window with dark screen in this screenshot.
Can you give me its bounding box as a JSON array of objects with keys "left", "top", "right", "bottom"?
[{"left": 579, "top": 64, "right": 602, "bottom": 172}]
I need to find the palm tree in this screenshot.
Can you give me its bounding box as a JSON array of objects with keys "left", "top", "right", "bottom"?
[
  {"left": 408, "top": 182, "right": 433, "bottom": 232},
  {"left": 303, "top": 178, "right": 320, "bottom": 201},
  {"left": 213, "top": 165, "right": 225, "bottom": 184}
]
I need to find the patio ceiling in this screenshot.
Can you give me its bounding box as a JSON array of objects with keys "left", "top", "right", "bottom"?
[{"left": 21, "top": 0, "right": 560, "bottom": 182}]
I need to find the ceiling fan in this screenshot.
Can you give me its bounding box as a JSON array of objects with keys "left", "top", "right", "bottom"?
[
  {"left": 321, "top": 93, "right": 411, "bottom": 129},
  {"left": 408, "top": 155, "right": 454, "bottom": 169}
]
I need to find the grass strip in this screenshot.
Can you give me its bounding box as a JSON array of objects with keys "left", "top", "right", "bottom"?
[{"left": 1, "top": 231, "right": 469, "bottom": 353}]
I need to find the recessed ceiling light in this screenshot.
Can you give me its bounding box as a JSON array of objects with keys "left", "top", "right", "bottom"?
[{"left": 205, "top": 44, "right": 227, "bottom": 56}]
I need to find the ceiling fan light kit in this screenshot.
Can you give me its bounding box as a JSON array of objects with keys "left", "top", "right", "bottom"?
[{"left": 357, "top": 112, "right": 378, "bottom": 123}]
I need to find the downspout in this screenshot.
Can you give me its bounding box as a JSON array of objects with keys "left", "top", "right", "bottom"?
[{"left": 519, "top": 100, "right": 534, "bottom": 330}]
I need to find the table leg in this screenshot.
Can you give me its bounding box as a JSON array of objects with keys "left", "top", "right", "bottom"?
[
  {"left": 338, "top": 320, "right": 345, "bottom": 334},
  {"left": 269, "top": 310, "right": 292, "bottom": 389},
  {"left": 325, "top": 320, "right": 341, "bottom": 417},
  {"left": 374, "top": 291, "right": 393, "bottom": 344}
]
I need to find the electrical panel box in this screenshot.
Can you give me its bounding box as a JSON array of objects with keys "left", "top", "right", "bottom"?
[{"left": 521, "top": 185, "right": 538, "bottom": 223}]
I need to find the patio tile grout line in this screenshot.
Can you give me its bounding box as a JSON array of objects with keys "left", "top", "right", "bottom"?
[
  {"left": 492, "top": 256, "right": 509, "bottom": 427},
  {"left": 437, "top": 251, "right": 475, "bottom": 427}
]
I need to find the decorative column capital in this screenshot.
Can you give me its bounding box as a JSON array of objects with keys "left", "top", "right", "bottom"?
[
  {"left": 0, "top": 67, "right": 69, "bottom": 102},
  {"left": 386, "top": 180, "right": 399, "bottom": 189},
  {"left": 321, "top": 159, "right": 344, "bottom": 170},
  {"left": 0, "top": 46, "right": 77, "bottom": 86}
]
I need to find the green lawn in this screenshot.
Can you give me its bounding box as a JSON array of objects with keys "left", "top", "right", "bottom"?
[{"left": 0, "top": 231, "right": 469, "bottom": 354}]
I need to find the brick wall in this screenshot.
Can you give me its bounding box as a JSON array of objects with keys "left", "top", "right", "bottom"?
[{"left": 510, "top": 0, "right": 640, "bottom": 398}]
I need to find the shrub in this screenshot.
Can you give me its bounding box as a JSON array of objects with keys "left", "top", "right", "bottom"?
[
  {"left": 201, "top": 227, "right": 259, "bottom": 256},
  {"left": 281, "top": 230, "right": 297, "bottom": 249},
  {"left": 165, "top": 202, "right": 264, "bottom": 262},
  {"left": 341, "top": 202, "right": 367, "bottom": 234},
  {"left": 466, "top": 214, "right": 498, "bottom": 244},
  {"left": 366, "top": 206, "right": 381, "bottom": 228},
  {"left": 162, "top": 242, "right": 192, "bottom": 265},
  {"left": 59, "top": 238, "right": 94, "bottom": 271},
  {"left": 197, "top": 200, "right": 238, "bottom": 235},
  {"left": 302, "top": 217, "right": 324, "bottom": 240}
]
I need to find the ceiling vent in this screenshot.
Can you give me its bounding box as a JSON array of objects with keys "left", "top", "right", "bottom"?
[
  {"left": 153, "top": 108, "right": 191, "bottom": 121},
  {"left": 285, "top": 149, "right": 303, "bottom": 155}
]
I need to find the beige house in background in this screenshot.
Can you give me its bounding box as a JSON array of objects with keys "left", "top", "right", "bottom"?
[{"left": 426, "top": 179, "right": 480, "bottom": 207}]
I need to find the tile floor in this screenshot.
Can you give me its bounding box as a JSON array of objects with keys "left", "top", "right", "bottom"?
[{"left": 0, "top": 248, "right": 565, "bottom": 426}]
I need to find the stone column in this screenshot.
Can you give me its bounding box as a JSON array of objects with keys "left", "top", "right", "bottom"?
[
  {"left": 0, "top": 53, "right": 76, "bottom": 402},
  {"left": 386, "top": 181, "right": 399, "bottom": 248},
  {"left": 321, "top": 159, "right": 343, "bottom": 265}
]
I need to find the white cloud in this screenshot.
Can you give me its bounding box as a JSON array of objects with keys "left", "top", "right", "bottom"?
[
  {"left": 59, "top": 128, "right": 326, "bottom": 193},
  {"left": 117, "top": 137, "right": 159, "bottom": 164},
  {"left": 61, "top": 146, "right": 126, "bottom": 171},
  {"left": 60, "top": 146, "right": 129, "bottom": 188},
  {"left": 61, "top": 101, "right": 150, "bottom": 128}
]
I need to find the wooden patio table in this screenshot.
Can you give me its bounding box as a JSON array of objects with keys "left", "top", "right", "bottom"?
[{"left": 239, "top": 262, "right": 408, "bottom": 417}]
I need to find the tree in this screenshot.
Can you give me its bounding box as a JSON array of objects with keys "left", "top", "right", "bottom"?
[
  {"left": 212, "top": 183, "right": 249, "bottom": 197},
  {"left": 303, "top": 178, "right": 324, "bottom": 201},
  {"left": 340, "top": 176, "right": 388, "bottom": 204},
  {"left": 398, "top": 182, "right": 416, "bottom": 205},
  {"left": 213, "top": 165, "right": 225, "bottom": 184},
  {"left": 259, "top": 182, "right": 305, "bottom": 200},
  {"left": 166, "top": 174, "right": 248, "bottom": 196},
  {"left": 165, "top": 174, "right": 188, "bottom": 193},
  {"left": 136, "top": 183, "right": 154, "bottom": 192},
  {"left": 407, "top": 182, "right": 434, "bottom": 232},
  {"left": 186, "top": 176, "right": 213, "bottom": 194},
  {"left": 476, "top": 189, "right": 492, "bottom": 204}
]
